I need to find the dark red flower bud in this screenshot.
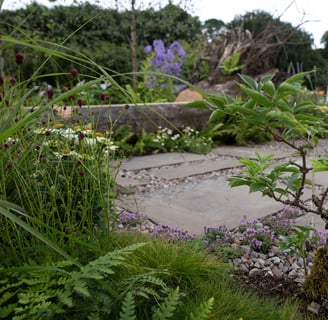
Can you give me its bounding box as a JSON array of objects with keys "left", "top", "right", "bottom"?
[
  {"left": 0, "top": 75, "right": 4, "bottom": 85},
  {"left": 99, "top": 92, "right": 106, "bottom": 100},
  {"left": 77, "top": 99, "right": 83, "bottom": 107},
  {"left": 46, "top": 89, "right": 54, "bottom": 99},
  {"left": 5, "top": 163, "right": 13, "bottom": 170},
  {"left": 9, "top": 77, "right": 17, "bottom": 85},
  {"left": 78, "top": 132, "right": 85, "bottom": 139},
  {"left": 70, "top": 68, "right": 79, "bottom": 76},
  {"left": 15, "top": 53, "right": 25, "bottom": 65}
]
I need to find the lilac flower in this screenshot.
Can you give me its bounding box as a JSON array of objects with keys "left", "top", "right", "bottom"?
[
  {"left": 144, "top": 45, "right": 152, "bottom": 54},
  {"left": 152, "top": 39, "right": 165, "bottom": 54},
  {"left": 168, "top": 41, "right": 185, "bottom": 58},
  {"left": 144, "top": 39, "right": 185, "bottom": 94}
]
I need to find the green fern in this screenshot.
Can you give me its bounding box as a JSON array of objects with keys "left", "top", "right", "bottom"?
[
  {"left": 187, "top": 297, "right": 214, "bottom": 320},
  {"left": 152, "top": 287, "right": 180, "bottom": 320},
  {"left": 0, "top": 242, "right": 147, "bottom": 319},
  {"left": 119, "top": 291, "right": 137, "bottom": 320}
]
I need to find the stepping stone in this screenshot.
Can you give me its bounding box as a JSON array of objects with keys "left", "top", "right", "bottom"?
[
  {"left": 212, "top": 146, "right": 291, "bottom": 160},
  {"left": 150, "top": 159, "right": 240, "bottom": 180},
  {"left": 121, "top": 152, "right": 207, "bottom": 171}
]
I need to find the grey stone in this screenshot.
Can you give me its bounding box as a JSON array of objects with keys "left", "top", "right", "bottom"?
[
  {"left": 239, "top": 264, "right": 249, "bottom": 273},
  {"left": 249, "top": 268, "right": 261, "bottom": 276},
  {"left": 272, "top": 266, "right": 284, "bottom": 278},
  {"left": 307, "top": 301, "right": 321, "bottom": 315}
]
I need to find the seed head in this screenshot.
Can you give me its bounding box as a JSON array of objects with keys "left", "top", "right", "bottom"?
[{"left": 15, "top": 52, "right": 25, "bottom": 65}]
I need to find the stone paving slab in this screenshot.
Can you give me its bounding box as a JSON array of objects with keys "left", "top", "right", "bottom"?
[
  {"left": 116, "top": 147, "right": 328, "bottom": 235},
  {"left": 211, "top": 146, "right": 292, "bottom": 159},
  {"left": 121, "top": 152, "right": 207, "bottom": 171},
  {"left": 116, "top": 176, "right": 283, "bottom": 235},
  {"left": 294, "top": 212, "right": 326, "bottom": 231},
  {"left": 149, "top": 158, "right": 240, "bottom": 180},
  {"left": 313, "top": 171, "right": 328, "bottom": 186}
]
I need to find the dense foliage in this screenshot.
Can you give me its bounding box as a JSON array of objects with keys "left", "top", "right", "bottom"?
[{"left": 1, "top": 2, "right": 328, "bottom": 92}]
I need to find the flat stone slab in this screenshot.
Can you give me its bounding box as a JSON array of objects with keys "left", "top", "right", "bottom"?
[
  {"left": 117, "top": 176, "right": 283, "bottom": 235},
  {"left": 121, "top": 152, "right": 207, "bottom": 171},
  {"left": 294, "top": 213, "right": 326, "bottom": 231},
  {"left": 313, "top": 171, "right": 328, "bottom": 187},
  {"left": 212, "top": 146, "right": 291, "bottom": 160},
  {"left": 149, "top": 159, "right": 240, "bottom": 180}
]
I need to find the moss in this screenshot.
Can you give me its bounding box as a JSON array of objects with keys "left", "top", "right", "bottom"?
[{"left": 303, "top": 246, "right": 328, "bottom": 302}]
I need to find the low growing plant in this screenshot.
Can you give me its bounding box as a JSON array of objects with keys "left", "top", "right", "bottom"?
[{"left": 192, "top": 70, "right": 328, "bottom": 302}]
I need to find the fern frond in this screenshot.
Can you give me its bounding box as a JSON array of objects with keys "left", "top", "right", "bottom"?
[
  {"left": 80, "top": 242, "right": 147, "bottom": 280},
  {"left": 187, "top": 297, "right": 214, "bottom": 320},
  {"left": 134, "top": 286, "right": 159, "bottom": 299},
  {"left": 0, "top": 301, "right": 18, "bottom": 318},
  {"left": 152, "top": 287, "right": 180, "bottom": 320},
  {"left": 71, "top": 278, "right": 90, "bottom": 298},
  {"left": 119, "top": 291, "right": 136, "bottom": 320}
]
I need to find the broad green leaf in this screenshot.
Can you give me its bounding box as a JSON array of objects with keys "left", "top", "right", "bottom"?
[
  {"left": 276, "top": 99, "right": 292, "bottom": 112},
  {"left": 266, "top": 109, "right": 282, "bottom": 119},
  {"left": 224, "top": 94, "right": 236, "bottom": 105},
  {"left": 243, "top": 98, "right": 256, "bottom": 109},
  {"left": 284, "top": 71, "right": 310, "bottom": 84},
  {"left": 239, "top": 84, "right": 271, "bottom": 107},
  {"left": 228, "top": 177, "right": 252, "bottom": 188},
  {"left": 293, "top": 102, "right": 316, "bottom": 113},
  {"left": 262, "top": 80, "right": 276, "bottom": 97},
  {"left": 311, "top": 159, "right": 328, "bottom": 172},
  {"left": 239, "top": 73, "right": 258, "bottom": 89},
  {"left": 249, "top": 182, "right": 269, "bottom": 193},
  {"left": 205, "top": 94, "right": 226, "bottom": 108},
  {"left": 209, "top": 109, "right": 225, "bottom": 122},
  {"left": 276, "top": 82, "right": 301, "bottom": 99},
  {"left": 185, "top": 100, "right": 209, "bottom": 109}
]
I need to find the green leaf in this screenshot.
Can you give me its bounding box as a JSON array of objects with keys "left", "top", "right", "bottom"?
[
  {"left": 209, "top": 109, "right": 225, "bottom": 122},
  {"left": 152, "top": 287, "right": 180, "bottom": 320},
  {"left": 119, "top": 292, "right": 136, "bottom": 320},
  {"left": 312, "top": 159, "right": 328, "bottom": 172},
  {"left": 276, "top": 82, "right": 301, "bottom": 99},
  {"left": 249, "top": 182, "right": 268, "bottom": 193},
  {"left": 205, "top": 94, "right": 226, "bottom": 108},
  {"left": 185, "top": 100, "right": 209, "bottom": 109},
  {"left": 239, "top": 84, "right": 271, "bottom": 107},
  {"left": 188, "top": 297, "right": 214, "bottom": 320},
  {"left": 227, "top": 177, "right": 252, "bottom": 188},
  {"left": 239, "top": 74, "right": 258, "bottom": 89},
  {"left": 284, "top": 71, "right": 309, "bottom": 84},
  {"left": 262, "top": 80, "right": 276, "bottom": 97}
]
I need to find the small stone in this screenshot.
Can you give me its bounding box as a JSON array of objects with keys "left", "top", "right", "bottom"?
[
  {"left": 272, "top": 266, "right": 283, "bottom": 278},
  {"left": 307, "top": 301, "right": 321, "bottom": 315},
  {"left": 249, "top": 268, "right": 261, "bottom": 276},
  {"left": 240, "top": 245, "right": 252, "bottom": 254},
  {"left": 265, "top": 270, "right": 274, "bottom": 277},
  {"left": 232, "top": 258, "right": 242, "bottom": 265},
  {"left": 288, "top": 269, "right": 298, "bottom": 278},
  {"left": 294, "top": 277, "right": 305, "bottom": 285},
  {"left": 270, "top": 246, "right": 280, "bottom": 255},
  {"left": 239, "top": 264, "right": 249, "bottom": 273},
  {"left": 272, "top": 257, "right": 281, "bottom": 265},
  {"left": 264, "top": 259, "right": 271, "bottom": 266}
]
